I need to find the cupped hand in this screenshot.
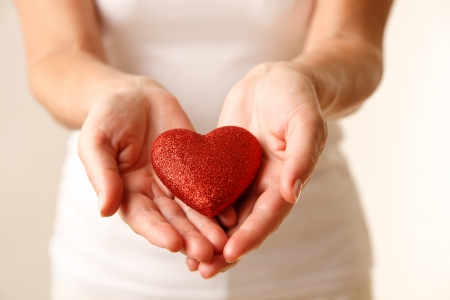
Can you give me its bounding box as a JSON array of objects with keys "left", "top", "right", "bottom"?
[
  {"left": 190, "top": 62, "right": 328, "bottom": 278},
  {"left": 78, "top": 77, "right": 229, "bottom": 264}
]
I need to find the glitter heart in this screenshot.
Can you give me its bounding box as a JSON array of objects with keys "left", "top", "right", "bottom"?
[{"left": 151, "top": 126, "right": 262, "bottom": 217}]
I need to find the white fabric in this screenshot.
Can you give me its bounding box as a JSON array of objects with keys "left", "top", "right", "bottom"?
[
  {"left": 50, "top": 1, "right": 372, "bottom": 299},
  {"left": 51, "top": 279, "right": 372, "bottom": 300}
]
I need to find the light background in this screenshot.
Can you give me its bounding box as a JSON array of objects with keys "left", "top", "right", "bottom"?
[{"left": 1, "top": 0, "right": 449, "bottom": 299}]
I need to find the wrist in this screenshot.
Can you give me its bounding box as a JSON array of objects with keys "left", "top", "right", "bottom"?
[
  {"left": 85, "top": 74, "right": 184, "bottom": 130},
  {"left": 255, "top": 61, "right": 331, "bottom": 113},
  {"left": 288, "top": 61, "right": 333, "bottom": 114},
  {"left": 29, "top": 50, "right": 168, "bottom": 128},
  {"left": 82, "top": 74, "right": 167, "bottom": 120},
  {"left": 244, "top": 61, "right": 325, "bottom": 104}
]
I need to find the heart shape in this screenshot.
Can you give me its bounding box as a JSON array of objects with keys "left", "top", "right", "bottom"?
[{"left": 151, "top": 126, "right": 262, "bottom": 217}]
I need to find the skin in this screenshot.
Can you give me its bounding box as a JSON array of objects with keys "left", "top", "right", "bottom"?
[{"left": 15, "top": 0, "right": 392, "bottom": 279}]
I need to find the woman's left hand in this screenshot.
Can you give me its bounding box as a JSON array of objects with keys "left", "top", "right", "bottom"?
[{"left": 187, "top": 62, "right": 328, "bottom": 278}]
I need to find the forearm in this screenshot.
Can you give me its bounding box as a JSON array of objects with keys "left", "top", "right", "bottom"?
[
  {"left": 14, "top": 0, "right": 139, "bottom": 128},
  {"left": 29, "top": 51, "right": 135, "bottom": 128},
  {"left": 293, "top": 38, "right": 383, "bottom": 119}
]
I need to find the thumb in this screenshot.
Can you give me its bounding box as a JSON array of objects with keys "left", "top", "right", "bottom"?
[
  {"left": 78, "top": 128, "right": 123, "bottom": 217},
  {"left": 278, "top": 112, "right": 327, "bottom": 204}
]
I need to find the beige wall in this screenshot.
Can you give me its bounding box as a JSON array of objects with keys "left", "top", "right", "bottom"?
[
  {"left": 1, "top": 0, "right": 449, "bottom": 299},
  {"left": 0, "top": 1, "right": 69, "bottom": 299},
  {"left": 340, "top": 1, "right": 450, "bottom": 299}
]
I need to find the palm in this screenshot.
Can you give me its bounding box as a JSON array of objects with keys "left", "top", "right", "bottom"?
[
  {"left": 78, "top": 86, "right": 229, "bottom": 263},
  {"left": 192, "top": 63, "right": 327, "bottom": 277},
  {"left": 218, "top": 76, "right": 295, "bottom": 250}
]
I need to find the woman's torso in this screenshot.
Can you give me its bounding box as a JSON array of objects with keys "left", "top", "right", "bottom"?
[{"left": 98, "top": 0, "right": 314, "bottom": 133}]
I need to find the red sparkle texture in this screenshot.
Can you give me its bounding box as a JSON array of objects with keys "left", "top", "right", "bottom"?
[{"left": 151, "top": 126, "right": 262, "bottom": 217}]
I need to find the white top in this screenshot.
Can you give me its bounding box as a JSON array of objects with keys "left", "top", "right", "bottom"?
[{"left": 50, "top": 1, "right": 372, "bottom": 299}]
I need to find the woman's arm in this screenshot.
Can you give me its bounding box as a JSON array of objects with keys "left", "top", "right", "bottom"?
[
  {"left": 295, "top": 0, "right": 393, "bottom": 118},
  {"left": 14, "top": 0, "right": 232, "bottom": 269},
  {"left": 193, "top": 0, "right": 393, "bottom": 278},
  {"left": 15, "top": 0, "right": 132, "bottom": 128}
]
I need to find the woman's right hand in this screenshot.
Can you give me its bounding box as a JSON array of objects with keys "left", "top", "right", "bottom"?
[{"left": 78, "top": 77, "right": 228, "bottom": 264}]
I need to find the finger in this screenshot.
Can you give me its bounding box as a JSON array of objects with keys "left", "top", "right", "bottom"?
[
  {"left": 198, "top": 254, "right": 238, "bottom": 279},
  {"left": 278, "top": 110, "right": 328, "bottom": 203},
  {"left": 78, "top": 129, "right": 123, "bottom": 217},
  {"left": 226, "top": 196, "right": 258, "bottom": 238},
  {"left": 175, "top": 198, "right": 228, "bottom": 254},
  {"left": 223, "top": 185, "right": 293, "bottom": 263},
  {"left": 154, "top": 197, "right": 215, "bottom": 262},
  {"left": 119, "top": 192, "right": 183, "bottom": 252},
  {"left": 216, "top": 205, "right": 237, "bottom": 229},
  {"left": 186, "top": 257, "right": 200, "bottom": 272}
]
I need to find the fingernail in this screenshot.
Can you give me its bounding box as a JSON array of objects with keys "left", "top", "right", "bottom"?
[
  {"left": 98, "top": 193, "right": 103, "bottom": 216},
  {"left": 225, "top": 254, "right": 243, "bottom": 264},
  {"left": 292, "top": 179, "right": 303, "bottom": 203}
]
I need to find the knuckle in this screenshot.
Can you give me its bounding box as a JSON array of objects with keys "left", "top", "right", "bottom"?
[
  {"left": 319, "top": 121, "right": 328, "bottom": 155},
  {"left": 322, "top": 121, "right": 328, "bottom": 141},
  {"left": 85, "top": 169, "right": 101, "bottom": 188},
  {"left": 302, "top": 152, "right": 319, "bottom": 174},
  {"left": 309, "top": 114, "right": 326, "bottom": 131}
]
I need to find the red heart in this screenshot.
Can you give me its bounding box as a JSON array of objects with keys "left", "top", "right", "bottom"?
[{"left": 151, "top": 126, "right": 262, "bottom": 217}]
